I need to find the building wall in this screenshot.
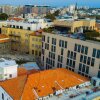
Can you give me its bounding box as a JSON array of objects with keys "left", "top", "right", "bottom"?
[
  {"left": 0, "top": 87, "right": 13, "bottom": 100},
  {"left": 1, "top": 27, "right": 33, "bottom": 53},
  {"left": 0, "top": 65, "right": 17, "bottom": 81},
  {"left": 29, "top": 35, "right": 42, "bottom": 57},
  {"left": 54, "top": 19, "right": 96, "bottom": 33},
  {"left": 41, "top": 32, "right": 100, "bottom": 78},
  {"left": 0, "top": 41, "right": 11, "bottom": 54}
]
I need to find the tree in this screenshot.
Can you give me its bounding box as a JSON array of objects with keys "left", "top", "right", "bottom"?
[
  {"left": 84, "top": 30, "right": 100, "bottom": 38},
  {"left": 0, "top": 13, "right": 8, "bottom": 20},
  {"left": 54, "top": 10, "right": 60, "bottom": 16},
  {"left": 45, "top": 10, "right": 60, "bottom": 21},
  {"left": 45, "top": 13, "right": 56, "bottom": 21}
]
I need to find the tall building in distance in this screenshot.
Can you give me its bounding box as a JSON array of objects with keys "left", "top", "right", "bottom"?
[{"left": 23, "top": 5, "right": 51, "bottom": 15}]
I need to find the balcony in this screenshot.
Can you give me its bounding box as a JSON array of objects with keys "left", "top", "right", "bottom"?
[
  {"left": 9, "top": 34, "right": 21, "bottom": 37},
  {"left": 11, "top": 39, "right": 20, "bottom": 43}
]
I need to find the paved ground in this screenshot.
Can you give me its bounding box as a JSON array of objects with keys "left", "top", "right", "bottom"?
[{"left": 0, "top": 53, "right": 34, "bottom": 61}]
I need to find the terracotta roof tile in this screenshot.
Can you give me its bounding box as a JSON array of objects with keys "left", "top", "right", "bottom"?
[
  {"left": 22, "top": 68, "right": 89, "bottom": 100},
  {"left": 0, "top": 75, "right": 27, "bottom": 100}
]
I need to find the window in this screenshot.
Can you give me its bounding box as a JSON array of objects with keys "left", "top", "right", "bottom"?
[
  {"left": 65, "top": 41, "right": 67, "bottom": 48},
  {"left": 74, "top": 52, "right": 76, "bottom": 60},
  {"left": 80, "top": 55, "right": 83, "bottom": 62},
  {"left": 86, "top": 66, "right": 89, "bottom": 74},
  {"left": 78, "top": 45, "right": 81, "bottom": 52},
  {"left": 91, "top": 58, "right": 95, "bottom": 67},
  {"left": 32, "top": 50, "right": 34, "bottom": 54},
  {"left": 20, "top": 26, "right": 23, "bottom": 29},
  {"left": 92, "top": 48, "right": 96, "bottom": 57},
  {"left": 58, "top": 55, "right": 63, "bottom": 63},
  {"left": 83, "top": 56, "right": 87, "bottom": 64},
  {"left": 9, "top": 74, "right": 12, "bottom": 78},
  {"left": 74, "top": 44, "right": 77, "bottom": 51},
  {"left": 47, "top": 37, "right": 50, "bottom": 43},
  {"left": 13, "top": 25, "right": 15, "bottom": 28},
  {"left": 42, "top": 35, "right": 45, "bottom": 42},
  {"left": 16, "top": 26, "right": 19, "bottom": 28},
  {"left": 35, "top": 51, "right": 38, "bottom": 56},
  {"left": 85, "top": 47, "right": 88, "bottom": 55},
  {"left": 71, "top": 52, "right": 73, "bottom": 59},
  {"left": 81, "top": 45, "right": 84, "bottom": 53},
  {"left": 52, "top": 38, "right": 56, "bottom": 45},
  {"left": 97, "top": 50, "right": 100, "bottom": 58},
  {"left": 79, "top": 63, "right": 82, "bottom": 71},
  {"left": 67, "top": 59, "right": 69, "bottom": 65},
  {"left": 67, "top": 50, "right": 70, "bottom": 57},
  {"left": 57, "top": 63, "right": 62, "bottom": 68},
  {"left": 87, "top": 57, "right": 91, "bottom": 65},
  {"left": 82, "top": 65, "right": 85, "bottom": 72},
  {"left": 98, "top": 71, "right": 100, "bottom": 78},
  {"left": 61, "top": 48, "right": 64, "bottom": 55},
  {"left": 51, "top": 45, "right": 56, "bottom": 52},
  {"left": 2, "top": 93, "right": 4, "bottom": 100},
  {"left": 27, "top": 27, "right": 31, "bottom": 30}
]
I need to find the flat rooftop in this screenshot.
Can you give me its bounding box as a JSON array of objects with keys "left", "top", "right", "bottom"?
[
  {"left": 0, "top": 58, "right": 17, "bottom": 68},
  {"left": 22, "top": 68, "right": 89, "bottom": 100}
]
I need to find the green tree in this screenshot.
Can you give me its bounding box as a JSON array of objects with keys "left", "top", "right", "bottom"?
[
  {"left": 54, "top": 10, "right": 60, "bottom": 16},
  {"left": 45, "top": 13, "right": 56, "bottom": 21},
  {"left": 0, "top": 13, "right": 8, "bottom": 20},
  {"left": 84, "top": 30, "right": 100, "bottom": 39}
]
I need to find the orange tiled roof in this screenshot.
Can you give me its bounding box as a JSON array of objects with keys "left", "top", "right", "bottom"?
[
  {"left": 22, "top": 68, "right": 89, "bottom": 100},
  {"left": 0, "top": 34, "right": 10, "bottom": 43},
  {"left": 18, "top": 67, "right": 28, "bottom": 76},
  {"left": 0, "top": 75, "right": 27, "bottom": 100},
  {"left": 0, "top": 34, "right": 8, "bottom": 39},
  {"left": 8, "top": 17, "right": 23, "bottom": 22}
]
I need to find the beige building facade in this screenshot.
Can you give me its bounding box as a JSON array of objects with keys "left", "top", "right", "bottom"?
[
  {"left": 0, "top": 34, "right": 11, "bottom": 54},
  {"left": 2, "top": 27, "right": 33, "bottom": 53},
  {"left": 54, "top": 19, "right": 96, "bottom": 33},
  {"left": 41, "top": 32, "right": 100, "bottom": 78}
]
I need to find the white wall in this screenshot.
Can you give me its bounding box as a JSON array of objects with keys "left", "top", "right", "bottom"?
[{"left": 0, "top": 87, "right": 13, "bottom": 100}]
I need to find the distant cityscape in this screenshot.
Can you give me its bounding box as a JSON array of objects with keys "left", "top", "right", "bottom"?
[{"left": 0, "top": 2, "right": 100, "bottom": 100}]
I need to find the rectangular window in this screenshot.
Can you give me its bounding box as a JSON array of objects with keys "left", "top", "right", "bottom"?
[
  {"left": 98, "top": 71, "right": 100, "bottom": 78},
  {"left": 86, "top": 66, "right": 89, "bottom": 74},
  {"left": 85, "top": 47, "right": 88, "bottom": 55},
  {"left": 78, "top": 45, "right": 81, "bottom": 52},
  {"left": 97, "top": 50, "right": 100, "bottom": 58},
  {"left": 47, "top": 37, "right": 50, "bottom": 43},
  {"left": 82, "top": 65, "right": 85, "bottom": 72},
  {"left": 61, "top": 48, "right": 64, "bottom": 55},
  {"left": 80, "top": 55, "right": 83, "bottom": 62},
  {"left": 74, "top": 44, "right": 77, "bottom": 51},
  {"left": 92, "top": 48, "right": 96, "bottom": 57},
  {"left": 52, "top": 38, "right": 56, "bottom": 45},
  {"left": 81, "top": 45, "right": 84, "bottom": 53},
  {"left": 79, "top": 63, "right": 82, "bottom": 71},
  {"left": 87, "top": 57, "right": 91, "bottom": 65},
  {"left": 65, "top": 41, "right": 67, "bottom": 48},
  {"left": 83, "top": 56, "right": 87, "bottom": 64},
  {"left": 91, "top": 58, "right": 95, "bottom": 67}
]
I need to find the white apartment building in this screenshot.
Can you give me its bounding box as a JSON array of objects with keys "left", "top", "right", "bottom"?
[
  {"left": 41, "top": 32, "right": 100, "bottom": 78},
  {"left": 0, "top": 58, "right": 18, "bottom": 81},
  {"left": 7, "top": 18, "right": 53, "bottom": 31}
]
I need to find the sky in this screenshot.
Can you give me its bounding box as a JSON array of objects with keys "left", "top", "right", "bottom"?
[{"left": 0, "top": 0, "right": 100, "bottom": 8}]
